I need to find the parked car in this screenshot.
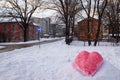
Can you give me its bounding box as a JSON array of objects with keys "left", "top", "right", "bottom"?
[
  {"left": 56, "top": 33, "right": 62, "bottom": 37},
  {"left": 43, "top": 34, "right": 49, "bottom": 38}
]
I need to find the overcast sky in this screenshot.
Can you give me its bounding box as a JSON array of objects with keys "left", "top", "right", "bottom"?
[
  {"left": 0, "top": 0, "right": 56, "bottom": 18},
  {"left": 33, "top": 9, "right": 57, "bottom": 18}
]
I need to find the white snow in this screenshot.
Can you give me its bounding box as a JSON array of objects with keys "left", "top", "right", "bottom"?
[
  {"left": 0, "top": 46, "right": 5, "bottom": 49},
  {"left": 0, "top": 40, "right": 120, "bottom": 80},
  {"left": 0, "top": 38, "right": 60, "bottom": 45}
]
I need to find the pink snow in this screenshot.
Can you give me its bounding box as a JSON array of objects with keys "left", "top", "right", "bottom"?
[{"left": 73, "top": 51, "right": 103, "bottom": 76}]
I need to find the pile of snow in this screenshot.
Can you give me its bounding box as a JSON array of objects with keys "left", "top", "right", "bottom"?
[
  {"left": 0, "top": 38, "right": 60, "bottom": 45},
  {"left": 0, "top": 46, "right": 5, "bottom": 49},
  {"left": 71, "top": 40, "right": 120, "bottom": 46},
  {"left": 73, "top": 51, "right": 103, "bottom": 76},
  {"left": 0, "top": 40, "right": 120, "bottom": 80}
]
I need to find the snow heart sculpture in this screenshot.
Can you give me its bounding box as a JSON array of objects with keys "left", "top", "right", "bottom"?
[{"left": 73, "top": 51, "right": 103, "bottom": 76}]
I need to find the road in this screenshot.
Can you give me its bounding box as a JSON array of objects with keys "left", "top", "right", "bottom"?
[{"left": 0, "top": 38, "right": 63, "bottom": 53}]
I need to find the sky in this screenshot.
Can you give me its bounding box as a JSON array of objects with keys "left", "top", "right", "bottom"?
[
  {"left": 33, "top": 9, "right": 57, "bottom": 18},
  {"left": 0, "top": 0, "right": 100, "bottom": 22},
  {"left": 0, "top": 0, "right": 56, "bottom": 18}
]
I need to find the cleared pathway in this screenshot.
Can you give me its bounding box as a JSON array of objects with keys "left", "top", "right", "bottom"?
[{"left": 0, "top": 38, "right": 63, "bottom": 53}]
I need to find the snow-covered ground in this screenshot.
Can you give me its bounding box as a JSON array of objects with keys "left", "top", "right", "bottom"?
[
  {"left": 0, "top": 40, "right": 120, "bottom": 80},
  {"left": 0, "top": 46, "right": 5, "bottom": 49},
  {"left": 0, "top": 37, "right": 60, "bottom": 45}
]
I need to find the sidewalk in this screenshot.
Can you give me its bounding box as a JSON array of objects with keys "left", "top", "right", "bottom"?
[{"left": 0, "top": 38, "right": 64, "bottom": 53}]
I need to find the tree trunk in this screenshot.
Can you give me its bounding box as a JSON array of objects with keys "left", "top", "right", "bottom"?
[
  {"left": 87, "top": 18, "right": 91, "bottom": 46},
  {"left": 23, "top": 23, "right": 28, "bottom": 42},
  {"left": 24, "top": 29, "right": 27, "bottom": 42},
  {"left": 65, "top": 23, "right": 70, "bottom": 45},
  {"left": 116, "top": 24, "right": 119, "bottom": 43},
  {"left": 71, "top": 16, "right": 75, "bottom": 40},
  {"left": 94, "top": 19, "right": 101, "bottom": 46}
]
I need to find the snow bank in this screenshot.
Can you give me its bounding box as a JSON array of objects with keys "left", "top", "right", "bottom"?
[
  {"left": 0, "top": 40, "right": 120, "bottom": 80},
  {"left": 0, "top": 46, "right": 5, "bottom": 49},
  {"left": 58, "top": 60, "right": 120, "bottom": 80},
  {"left": 0, "top": 37, "right": 60, "bottom": 45}
]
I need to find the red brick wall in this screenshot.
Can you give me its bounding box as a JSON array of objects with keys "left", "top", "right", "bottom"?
[
  {"left": 77, "top": 18, "right": 103, "bottom": 40},
  {"left": 0, "top": 22, "right": 37, "bottom": 42},
  {"left": 28, "top": 24, "right": 37, "bottom": 40}
]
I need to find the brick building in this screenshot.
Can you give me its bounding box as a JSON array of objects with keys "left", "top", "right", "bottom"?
[
  {"left": 77, "top": 18, "right": 103, "bottom": 40},
  {"left": 0, "top": 18, "right": 37, "bottom": 42}
]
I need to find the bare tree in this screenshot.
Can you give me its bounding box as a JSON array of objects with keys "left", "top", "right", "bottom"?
[
  {"left": 104, "top": 0, "right": 120, "bottom": 43},
  {"left": 4, "top": 0, "right": 44, "bottom": 42},
  {"left": 80, "top": 0, "right": 97, "bottom": 46},
  {"left": 94, "top": 0, "right": 108, "bottom": 46},
  {"left": 49, "top": 0, "right": 82, "bottom": 45}
]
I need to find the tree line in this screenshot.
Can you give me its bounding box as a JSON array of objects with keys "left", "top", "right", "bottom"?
[
  {"left": 50, "top": 0, "right": 119, "bottom": 46},
  {"left": 0, "top": 0, "right": 120, "bottom": 46}
]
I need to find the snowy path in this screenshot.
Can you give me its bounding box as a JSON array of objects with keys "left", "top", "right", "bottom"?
[
  {"left": 0, "top": 40, "right": 120, "bottom": 80},
  {"left": 0, "top": 38, "right": 63, "bottom": 53}
]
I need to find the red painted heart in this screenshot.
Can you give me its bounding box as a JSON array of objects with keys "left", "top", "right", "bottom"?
[{"left": 73, "top": 51, "right": 103, "bottom": 76}]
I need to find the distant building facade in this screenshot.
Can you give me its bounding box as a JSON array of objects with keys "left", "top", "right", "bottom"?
[
  {"left": 31, "top": 17, "right": 51, "bottom": 37},
  {"left": 0, "top": 17, "right": 37, "bottom": 42},
  {"left": 77, "top": 18, "right": 103, "bottom": 40},
  {"left": 49, "top": 24, "right": 65, "bottom": 37}
]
